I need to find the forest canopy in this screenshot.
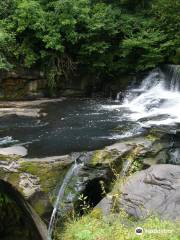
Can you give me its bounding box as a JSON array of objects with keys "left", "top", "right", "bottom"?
[{"left": 0, "top": 0, "right": 179, "bottom": 87}]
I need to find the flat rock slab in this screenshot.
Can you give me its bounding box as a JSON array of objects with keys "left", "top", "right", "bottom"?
[
  {"left": 120, "top": 164, "right": 180, "bottom": 220},
  {"left": 0, "top": 98, "right": 65, "bottom": 107},
  {"left": 0, "top": 98, "right": 65, "bottom": 117},
  {"left": 0, "top": 145, "right": 28, "bottom": 156},
  {"left": 0, "top": 107, "right": 42, "bottom": 117}
]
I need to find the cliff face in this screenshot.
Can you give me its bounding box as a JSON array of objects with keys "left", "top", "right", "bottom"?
[
  {"left": 0, "top": 68, "right": 134, "bottom": 100},
  {"left": 0, "top": 69, "right": 47, "bottom": 100}
]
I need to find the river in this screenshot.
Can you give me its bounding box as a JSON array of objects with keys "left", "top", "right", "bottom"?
[{"left": 0, "top": 65, "right": 180, "bottom": 159}]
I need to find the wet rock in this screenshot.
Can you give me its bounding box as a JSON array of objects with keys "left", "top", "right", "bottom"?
[
  {"left": 61, "top": 137, "right": 153, "bottom": 213},
  {"left": 90, "top": 135, "right": 163, "bottom": 167},
  {"left": 90, "top": 142, "right": 134, "bottom": 166}
]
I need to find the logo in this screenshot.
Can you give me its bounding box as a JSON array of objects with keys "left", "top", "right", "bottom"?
[{"left": 135, "top": 227, "right": 143, "bottom": 235}]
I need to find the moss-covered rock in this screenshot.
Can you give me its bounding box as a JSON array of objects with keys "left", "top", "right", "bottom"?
[{"left": 0, "top": 155, "right": 73, "bottom": 220}]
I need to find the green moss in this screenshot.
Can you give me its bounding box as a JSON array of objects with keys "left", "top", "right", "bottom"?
[
  {"left": 129, "top": 159, "right": 143, "bottom": 174},
  {"left": 145, "top": 129, "right": 163, "bottom": 143},
  {"left": 8, "top": 173, "right": 20, "bottom": 187},
  {"left": 33, "top": 200, "right": 46, "bottom": 216},
  {"left": 126, "top": 147, "right": 139, "bottom": 161},
  {"left": 90, "top": 149, "right": 119, "bottom": 166},
  {"left": 20, "top": 162, "right": 68, "bottom": 193},
  {"left": 0, "top": 154, "right": 21, "bottom": 162},
  {"left": 146, "top": 134, "right": 159, "bottom": 142}
]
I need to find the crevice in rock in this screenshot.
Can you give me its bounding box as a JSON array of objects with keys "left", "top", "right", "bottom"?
[{"left": 77, "top": 177, "right": 109, "bottom": 214}]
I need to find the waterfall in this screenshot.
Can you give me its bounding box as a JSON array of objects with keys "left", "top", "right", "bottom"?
[
  {"left": 120, "top": 65, "right": 180, "bottom": 127},
  {"left": 103, "top": 65, "right": 180, "bottom": 134},
  {"left": 47, "top": 161, "right": 81, "bottom": 240},
  {"left": 115, "top": 92, "right": 121, "bottom": 102}
]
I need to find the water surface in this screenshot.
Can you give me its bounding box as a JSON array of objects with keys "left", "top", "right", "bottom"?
[{"left": 0, "top": 98, "right": 132, "bottom": 157}]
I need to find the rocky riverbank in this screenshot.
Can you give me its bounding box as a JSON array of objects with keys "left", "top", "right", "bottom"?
[{"left": 0, "top": 127, "right": 179, "bottom": 235}]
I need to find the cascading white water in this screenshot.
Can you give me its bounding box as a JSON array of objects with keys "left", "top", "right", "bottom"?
[
  {"left": 113, "top": 65, "right": 180, "bottom": 126},
  {"left": 120, "top": 65, "right": 180, "bottom": 127},
  {"left": 101, "top": 65, "right": 180, "bottom": 139},
  {"left": 47, "top": 161, "right": 82, "bottom": 240}
]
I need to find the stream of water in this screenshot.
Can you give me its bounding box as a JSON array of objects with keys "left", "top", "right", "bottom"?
[{"left": 47, "top": 161, "right": 82, "bottom": 239}]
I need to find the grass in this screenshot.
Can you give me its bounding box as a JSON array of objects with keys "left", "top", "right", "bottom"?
[{"left": 56, "top": 209, "right": 180, "bottom": 240}]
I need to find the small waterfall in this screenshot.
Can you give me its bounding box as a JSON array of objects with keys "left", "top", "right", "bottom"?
[
  {"left": 47, "top": 161, "right": 81, "bottom": 240},
  {"left": 115, "top": 92, "right": 121, "bottom": 102}
]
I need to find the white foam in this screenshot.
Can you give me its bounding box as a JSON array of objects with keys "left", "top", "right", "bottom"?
[
  {"left": 0, "top": 136, "right": 18, "bottom": 146},
  {"left": 119, "top": 67, "right": 180, "bottom": 127}
]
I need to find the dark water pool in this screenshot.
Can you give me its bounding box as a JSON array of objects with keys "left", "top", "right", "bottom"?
[{"left": 0, "top": 99, "right": 141, "bottom": 157}]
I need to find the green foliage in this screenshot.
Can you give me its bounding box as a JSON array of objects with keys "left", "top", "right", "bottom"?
[
  {"left": 0, "top": 0, "right": 16, "bottom": 19},
  {"left": 0, "top": 0, "right": 179, "bottom": 87},
  {"left": 0, "top": 28, "right": 15, "bottom": 70}
]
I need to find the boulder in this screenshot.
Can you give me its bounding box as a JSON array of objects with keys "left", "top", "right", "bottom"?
[
  {"left": 120, "top": 164, "right": 180, "bottom": 220},
  {"left": 97, "top": 164, "right": 180, "bottom": 221}
]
